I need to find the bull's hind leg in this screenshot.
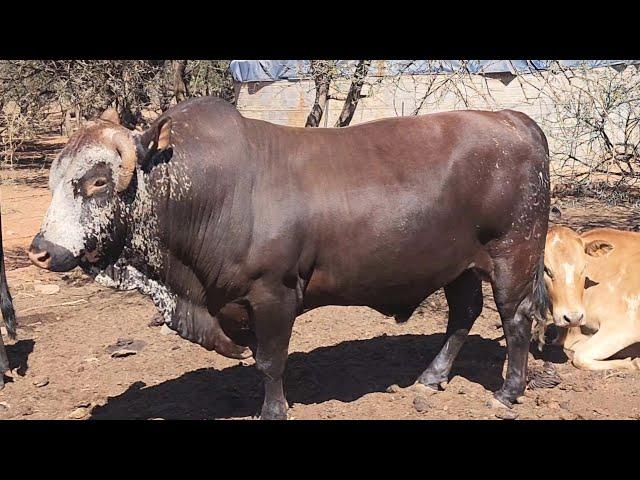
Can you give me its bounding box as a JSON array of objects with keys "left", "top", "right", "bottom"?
[
  {"left": 490, "top": 250, "right": 541, "bottom": 407},
  {"left": 418, "top": 270, "right": 483, "bottom": 389}
]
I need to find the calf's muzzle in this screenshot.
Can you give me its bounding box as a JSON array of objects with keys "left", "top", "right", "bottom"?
[{"left": 554, "top": 310, "right": 586, "bottom": 328}]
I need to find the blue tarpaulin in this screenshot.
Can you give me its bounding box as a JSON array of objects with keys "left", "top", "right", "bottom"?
[{"left": 230, "top": 60, "right": 640, "bottom": 83}]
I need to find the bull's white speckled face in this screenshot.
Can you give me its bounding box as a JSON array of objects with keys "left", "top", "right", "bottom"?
[
  {"left": 45, "top": 145, "right": 120, "bottom": 255},
  {"left": 33, "top": 131, "right": 127, "bottom": 271},
  {"left": 30, "top": 112, "right": 173, "bottom": 273}
]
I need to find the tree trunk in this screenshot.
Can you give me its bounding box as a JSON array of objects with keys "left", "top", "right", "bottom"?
[
  {"left": 172, "top": 60, "right": 189, "bottom": 103},
  {"left": 335, "top": 60, "right": 371, "bottom": 127},
  {"left": 305, "top": 60, "right": 335, "bottom": 128},
  {"left": 63, "top": 109, "right": 72, "bottom": 136}
]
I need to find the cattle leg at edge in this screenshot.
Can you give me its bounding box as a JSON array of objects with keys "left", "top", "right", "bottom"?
[{"left": 0, "top": 208, "right": 17, "bottom": 389}]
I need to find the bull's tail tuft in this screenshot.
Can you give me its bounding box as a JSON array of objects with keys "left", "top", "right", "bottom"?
[
  {"left": 530, "top": 256, "right": 550, "bottom": 350},
  {"left": 532, "top": 257, "right": 550, "bottom": 319}
]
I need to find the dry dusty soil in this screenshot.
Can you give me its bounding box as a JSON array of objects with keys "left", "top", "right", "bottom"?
[{"left": 1, "top": 147, "right": 640, "bottom": 420}]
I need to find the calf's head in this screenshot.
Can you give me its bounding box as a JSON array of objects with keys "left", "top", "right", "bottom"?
[
  {"left": 544, "top": 225, "right": 613, "bottom": 327},
  {"left": 29, "top": 108, "right": 172, "bottom": 272}
]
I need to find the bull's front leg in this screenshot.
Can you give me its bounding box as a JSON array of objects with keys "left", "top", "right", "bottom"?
[{"left": 249, "top": 283, "right": 297, "bottom": 420}]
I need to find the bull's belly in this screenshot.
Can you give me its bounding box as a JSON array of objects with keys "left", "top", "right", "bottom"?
[
  {"left": 302, "top": 246, "right": 483, "bottom": 314},
  {"left": 303, "top": 276, "right": 443, "bottom": 315}
]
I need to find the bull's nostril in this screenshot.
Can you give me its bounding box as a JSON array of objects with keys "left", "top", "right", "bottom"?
[{"left": 28, "top": 248, "right": 51, "bottom": 268}]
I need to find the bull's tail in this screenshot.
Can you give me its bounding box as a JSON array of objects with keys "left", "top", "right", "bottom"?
[
  {"left": 532, "top": 256, "right": 549, "bottom": 320},
  {"left": 0, "top": 213, "right": 16, "bottom": 339},
  {"left": 530, "top": 256, "right": 550, "bottom": 351}
]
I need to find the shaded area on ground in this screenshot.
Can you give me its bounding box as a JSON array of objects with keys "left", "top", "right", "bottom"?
[{"left": 91, "top": 333, "right": 505, "bottom": 419}]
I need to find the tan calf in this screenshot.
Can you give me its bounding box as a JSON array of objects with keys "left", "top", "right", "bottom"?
[{"left": 544, "top": 225, "right": 640, "bottom": 371}]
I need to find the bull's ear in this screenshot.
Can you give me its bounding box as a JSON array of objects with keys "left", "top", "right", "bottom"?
[
  {"left": 584, "top": 239, "right": 614, "bottom": 257},
  {"left": 100, "top": 107, "right": 121, "bottom": 125},
  {"left": 137, "top": 117, "right": 173, "bottom": 163}
]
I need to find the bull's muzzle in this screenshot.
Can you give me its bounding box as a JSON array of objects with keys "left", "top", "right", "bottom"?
[{"left": 28, "top": 233, "right": 79, "bottom": 272}]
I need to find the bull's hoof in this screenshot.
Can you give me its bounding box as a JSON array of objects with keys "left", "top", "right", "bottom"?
[
  {"left": 421, "top": 382, "right": 440, "bottom": 392},
  {"left": 417, "top": 372, "right": 447, "bottom": 391},
  {"left": 259, "top": 399, "right": 289, "bottom": 420},
  {"left": 260, "top": 407, "right": 288, "bottom": 420},
  {"left": 489, "top": 393, "right": 515, "bottom": 410}
]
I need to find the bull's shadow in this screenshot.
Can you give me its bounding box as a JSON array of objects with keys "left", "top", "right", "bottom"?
[
  {"left": 2, "top": 339, "right": 36, "bottom": 384},
  {"left": 90, "top": 333, "right": 506, "bottom": 420}
]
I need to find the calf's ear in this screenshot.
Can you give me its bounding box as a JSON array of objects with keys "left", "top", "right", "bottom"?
[
  {"left": 137, "top": 117, "right": 173, "bottom": 164},
  {"left": 584, "top": 239, "right": 614, "bottom": 257}
]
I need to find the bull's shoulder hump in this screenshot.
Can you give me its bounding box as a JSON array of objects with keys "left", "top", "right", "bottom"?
[{"left": 162, "top": 96, "right": 243, "bottom": 121}]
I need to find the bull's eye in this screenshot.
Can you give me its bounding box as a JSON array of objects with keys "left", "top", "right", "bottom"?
[
  {"left": 544, "top": 265, "right": 554, "bottom": 279},
  {"left": 85, "top": 177, "right": 109, "bottom": 196}
]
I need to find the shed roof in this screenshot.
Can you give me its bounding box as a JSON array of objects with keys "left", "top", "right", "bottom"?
[{"left": 230, "top": 60, "right": 640, "bottom": 83}]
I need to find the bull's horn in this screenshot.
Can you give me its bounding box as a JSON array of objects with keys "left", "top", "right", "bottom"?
[
  {"left": 113, "top": 131, "right": 138, "bottom": 193},
  {"left": 100, "top": 107, "right": 121, "bottom": 125}
]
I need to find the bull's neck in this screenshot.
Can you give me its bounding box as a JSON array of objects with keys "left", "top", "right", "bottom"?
[{"left": 123, "top": 159, "right": 254, "bottom": 303}]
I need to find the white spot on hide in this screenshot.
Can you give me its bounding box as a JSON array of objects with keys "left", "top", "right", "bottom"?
[{"left": 562, "top": 263, "right": 575, "bottom": 285}]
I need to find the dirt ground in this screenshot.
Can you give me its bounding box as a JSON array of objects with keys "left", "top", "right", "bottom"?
[{"left": 2, "top": 144, "right": 640, "bottom": 420}]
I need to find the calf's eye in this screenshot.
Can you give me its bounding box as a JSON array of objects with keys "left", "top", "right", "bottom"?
[
  {"left": 93, "top": 178, "right": 107, "bottom": 188},
  {"left": 544, "top": 265, "right": 554, "bottom": 279}
]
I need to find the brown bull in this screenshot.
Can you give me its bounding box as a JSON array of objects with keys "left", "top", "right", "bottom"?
[{"left": 28, "top": 97, "right": 550, "bottom": 418}]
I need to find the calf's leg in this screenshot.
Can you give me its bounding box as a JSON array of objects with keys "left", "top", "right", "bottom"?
[
  {"left": 554, "top": 325, "right": 591, "bottom": 350},
  {"left": 571, "top": 327, "right": 640, "bottom": 371},
  {"left": 418, "top": 270, "right": 483, "bottom": 389}
]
